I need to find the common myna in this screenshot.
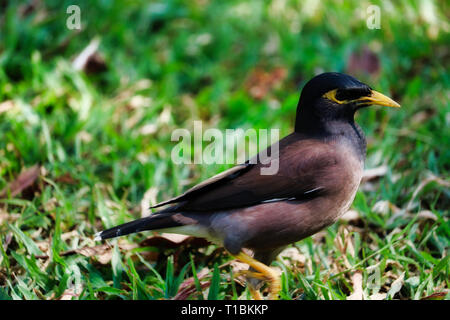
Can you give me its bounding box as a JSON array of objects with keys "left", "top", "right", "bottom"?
[{"left": 95, "top": 72, "right": 400, "bottom": 299}]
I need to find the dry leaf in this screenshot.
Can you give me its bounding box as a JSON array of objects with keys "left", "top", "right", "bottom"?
[
  {"left": 140, "top": 233, "right": 210, "bottom": 249},
  {"left": 173, "top": 281, "right": 211, "bottom": 300},
  {"left": 0, "top": 165, "right": 40, "bottom": 198},
  {"left": 0, "top": 100, "right": 14, "bottom": 114},
  {"left": 129, "top": 95, "right": 152, "bottom": 109},
  {"left": 58, "top": 286, "right": 82, "bottom": 300},
  {"left": 74, "top": 243, "right": 112, "bottom": 257},
  {"left": 245, "top": 67, "right": 287, "bottom": 99},
  {"left": 369, "top": 293, "right": 387, "bottom": 300},
  {"left": 226, "top": 260, "right": 249, "bottom": 275},
  {"left": 18, "top": 0, "right": 41, "bottom": 17},
  {"left": 73, "top": 242, "right": 137, "bottom": 264},
  {"left": 387, "top": 272, "right": 404, "bottom": 299},
  {"left": 0, "top": 211, "right": 21, "bottom": 224},
  {"left": 411, "top": 109, "right": 435, "bottom": 125},
  {"left": 346, "top": 46, "right": 380, "bottom": 76},
  {"left": 421, "top": 292, "right": 448, "bottom": 300},
  {"left": 77, "top": 131, "right": 93, "bottom": 143},
  {"left": 55, "top": 172, "right": 79, "bottom": 185},
  {"left": 416, "top": 210, "right": 437, "bottom": 221},
  {"left": 347, "top": 271, "right": 364, "bottom": 300},
  {"left": 72, "top": 37, "right": 107, "bottom": 74},
  {"left": 362, "top": 165, "right": 388, "bottom": 183},
  {"left": 139, "top": 124, "right": 158, "bottom": 136},
  {"left": 340, "top": 209, "right": 360, "bottom": 221},
  {"left": 73, "top": 38, "right": 100, "bottom": 70},
  {"left": 173, "top": 268, "right": 210, "bottom": 300},
  {"left": 279, "top": 247, "right": 306, "bottom": 267},
  {"left": 335, "top": 227, "right": 355, "bottom": 269},
  {"left": 140, "top": 187, "right": 159, "bottom": 217}
]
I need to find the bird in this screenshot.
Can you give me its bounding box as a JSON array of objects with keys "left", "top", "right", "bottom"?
[{"left": 95, "top": 72, "right": 400, "bottom": 300}]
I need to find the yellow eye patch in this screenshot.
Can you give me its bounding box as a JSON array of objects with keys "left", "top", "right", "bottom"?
[
  {"left": 322, "top": 89, "right": 401, "bottom": 108},
  {"left": 322, "top": 89, "right": 348, "bottom": 104}
]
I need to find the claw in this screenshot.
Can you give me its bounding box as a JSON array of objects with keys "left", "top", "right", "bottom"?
[{"left": 233, "top": 251, "right": 281, "bottom": 300}]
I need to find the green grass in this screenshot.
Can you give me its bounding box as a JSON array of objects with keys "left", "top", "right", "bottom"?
[{"left": 0, "top": 0, "right": 448, "bottom": 300}]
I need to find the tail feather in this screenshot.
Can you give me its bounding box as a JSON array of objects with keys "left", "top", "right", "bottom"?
[{"left": 96, "top": 214, "right": 182, "bottom": 240}]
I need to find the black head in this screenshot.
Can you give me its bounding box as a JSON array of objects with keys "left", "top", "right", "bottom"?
[{"left": 295, "top": 72, "right": 399, "bottom": 133}]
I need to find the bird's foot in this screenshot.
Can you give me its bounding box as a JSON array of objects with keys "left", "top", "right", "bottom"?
[
  {"left": 248, "top": 283, "right": 264, "bottom": 300},
  {"left": 233, "top": 251, "right": 281, "bottom": 300},
  {"left": 234, "top": 270, "right": 266, "bottom": 300}
]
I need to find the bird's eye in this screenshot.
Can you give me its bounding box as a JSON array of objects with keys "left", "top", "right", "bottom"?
[
  {"left": 323, "top": 88, "right": 371, "bottom": 104},
  {"left": 335, "top": 88, "right": 371, "bottom": 101}
]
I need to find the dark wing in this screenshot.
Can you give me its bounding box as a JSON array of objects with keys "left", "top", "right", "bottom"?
[
  {"left": 151, "top": 162, "right": 253, "bottom": 209},
  {"left": 153, "top": 133, "right": 340, "bottom": 212}
]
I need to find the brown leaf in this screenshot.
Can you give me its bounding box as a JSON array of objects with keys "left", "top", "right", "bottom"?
[
  {"left": 411, "top": 109, "right": 436, "bottom": 125},
  {"left": 36, "top": 240, "right": 139, "bottom": 264},
  {"left": 172, "top": 268, "right": 210, "bottom": 300},
  {"left": 54, "top": 172, "right": 79, "bottom": 185},
  {"left": 227, "top": 260, "right": 249, "bottom": 275},
  {"left": 74, "top": 243, "right": 112, "bottom": 258},
  {"left": 36, "top": 243, "right": 111, "bottom": 260},
  {"left": 0, "top": 165, "right": 40, "bottom": 198},
  {"left": 36, "top": 232, "right": 211, "bottom": 265},
  {"left": 346, "top": 46, "right": 380, "bottom": 76},
  {"left": 75, "top": 242, "right": 139, "bottom": 264},
  {"left": 173, "top": 281, "right": 211, "bottom": 300},
  {"left": 421, "top": 292, "right": 448, "bottom": 300},
  {"left": 245, "top": 67, "right": 287, "bottom": 99},
  {"left": 334, "top": 226, "right": 355, "bottom": 269},
  {"left": 57, "top": 286, "right": 82, "bottom": 300},
  {"left": 18, "top": 0, "right": 41, "bottom": 17},
  {"left": 0, "top": 211, "right": 21, "bottom": 224}
]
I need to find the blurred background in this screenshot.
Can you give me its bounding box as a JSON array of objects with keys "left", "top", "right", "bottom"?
[{"left": 0, "top": 0, "right": 448, "bottom": 300}]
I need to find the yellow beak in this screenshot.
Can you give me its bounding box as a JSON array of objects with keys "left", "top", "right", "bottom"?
[{"left": 360, "top": 90, "right": 401, "bottom": 108}]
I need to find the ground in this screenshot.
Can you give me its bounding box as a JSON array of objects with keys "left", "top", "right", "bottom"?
[{"left": 0, "top": 0, "right": 448, "bottom": 300}]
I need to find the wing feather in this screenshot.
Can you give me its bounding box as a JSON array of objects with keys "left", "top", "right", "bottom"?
[{"left": 153, "top": 133, "right": 338, "bottom": 212}]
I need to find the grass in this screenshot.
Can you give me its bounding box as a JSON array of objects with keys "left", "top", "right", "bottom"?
[{"left": 0, "top": 0, "right": 448, "bottom": 300}]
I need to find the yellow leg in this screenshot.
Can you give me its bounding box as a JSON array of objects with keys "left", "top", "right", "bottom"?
[
  {"left": 234, "top": 251, "right": 281, "bottom": 300},
  {"left": 234, "top": 270, "right": 268, "bottom": 281}
]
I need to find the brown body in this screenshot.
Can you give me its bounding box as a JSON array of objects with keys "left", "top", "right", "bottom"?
[
  {"left": 219, "top": 141, "right": 362, "bottom": 252},
  {"left": 165, "top": 131, "right": 364, "bottom": 260}
]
